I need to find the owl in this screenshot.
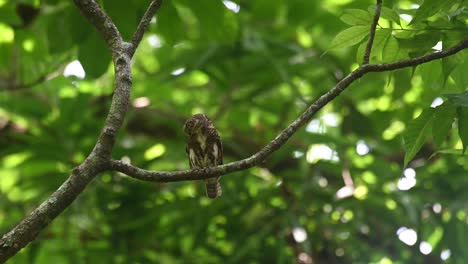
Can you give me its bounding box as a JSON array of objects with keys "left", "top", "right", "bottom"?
[{"left": 183, "top": 114, "right": 223, "bottom": 199}]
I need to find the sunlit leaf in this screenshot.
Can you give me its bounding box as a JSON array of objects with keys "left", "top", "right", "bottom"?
[
  {"left": 403, "top": 108, "right": 435, "bottom": 166},
  {"left": 378, "top": 6, "right": 401, "bottom": 26},
  {"left": 445, "top": 91, "right": 468, "bottom": 107},
  {"left": 340, "top": 9, "right": 371, "bottom": 26},
  {"left": 329, "top": 26, "right": 369, "bottom": 50},
  {"left": 410, "top": 0, "right": 455, "bottom": 25},
  {"left": 432, "top": 104, "right": 456, "bottom": 148},
  {"left": 457, "top": 107, "right": 468, "bottom": 153}
]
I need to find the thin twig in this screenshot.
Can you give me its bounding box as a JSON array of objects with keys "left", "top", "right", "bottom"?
[
  {"left": 129, "top": 0, "right": 163, "bottom": 57},
  {"left": 363, "top": 0, "right": 383, "bottom": 64},
  {"left": 110, "top": 39, "right": 468, "bottom": 183}
]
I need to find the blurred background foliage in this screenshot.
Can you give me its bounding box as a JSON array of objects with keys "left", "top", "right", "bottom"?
[{"left": 0, "top": 0, "right": 468, "bottom": 263}]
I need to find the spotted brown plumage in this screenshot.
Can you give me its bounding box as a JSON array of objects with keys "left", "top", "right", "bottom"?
[{"left": 183, "top": 114, "right": 223, "bottom": 199}]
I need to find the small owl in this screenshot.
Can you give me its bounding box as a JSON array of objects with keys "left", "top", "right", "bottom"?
[{"left": 183, "top": 114, "right": 223, "bottom": 199}]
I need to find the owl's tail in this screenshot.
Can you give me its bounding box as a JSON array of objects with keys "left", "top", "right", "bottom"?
[{"left": 205, "top": 178, "right": 222, "bottom": 199}]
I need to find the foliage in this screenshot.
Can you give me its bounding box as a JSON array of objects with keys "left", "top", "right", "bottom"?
[{"left": 0, "top": 0, "right": 467, "bottom": 263}]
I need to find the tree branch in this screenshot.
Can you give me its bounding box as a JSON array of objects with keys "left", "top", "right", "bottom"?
[
  {"left": 129, "top": 0, "right": 163, "bottom": 57},
  {"left": 72, "top": 0, "right": 123, "bottom": 54},
  {"left": 0, "top": 0, "right": 161, "bottom": 261},
  {"left": 110, "top": 39, "right": 468, "bottom": 182},
  {"left": 363, "top": 0, "right": 383, "bottom": 64}
]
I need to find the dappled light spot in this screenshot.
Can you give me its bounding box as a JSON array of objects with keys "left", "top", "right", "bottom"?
[
  {"left": 306, "top": 144, "right": 339, "bottom": 163},
  {"left": 222, "top": 0, "right": 240, "bottom": 13},
  {"left": 419, "top": 241, "right": 432, "bottom": 255},
  {"left": 430, "top": 97, "right": 444, "bottom": 108},
  {"left": 177, "top": 184, "right": 196, "bottom": 198},
  {"left": 331, "top": 211, "right": 341, "bottom": 221},
  {"left": 121, "top": 138, "right": 136, "bottom": 149},
  {"left": 22, "top": 38, "right": 34, "bottom": 52},
  {"left": 296, "top": 27, "right": 313, "bottom": 48},
  {"left": 399, "top": 14, "right": 413, "bottom": 22},
  {"left": 397, "top": 227, "right": 417, "bottom": 246},
  {"left": 147, "top": 34, "right": 162, "bottom": 48},
  {"left": 441, "top": 249, "right": 451, "bottom": 261},
  {"left": 382, "top": 120, "right": 405, "bottom": 140},
  {"left": 317, "top": 176, "right": 328, "bottom": 188},
  {"left": 292, "top": 227, "right": 307, "bottom": 243},
  {"left": 306, "top": 119, "right": 323, "bottom": 133},
  {"left": 293, "top": 151, "right": 304, "bottom": 158},
  {"left": 397, "top": 168, "right": 417, "bottom": 190},
  {"left": 353, "top": 185, "right": 368, "bottom": 200},
  {"left": 356, "top": 140, "right": 370, "bottom": 156},
  {"left": 63, "top": 60, "right": 86, "bottom": 79},
  {"left": 342, "top": 210, "right": 354, "bottom": 222},
  {"left": 144, "top": 143, "right": 166, "bottom": 160},
  {"left": 456, "top": 210, "right": 466, "bottom": 221},
  {"left": 362, "top": 171, "right": 376, "bottom": 184},
  {"left": 432, "top": 41, "right": 442, "bottom": 52},
  {"left": 133, "top": 97, "right": 151, "bottom": 108},
  {"left": 171, "top": 67, "right": 185, "bottom": 76},
  {"left": 120, "top": 156, "right": 131, "bottom": 164},
  {"left": 323, "top": 204, "right": 332, "bottom": 213},
  {"left": 187, "top": 71, "right": 210, "bottom": 86},
  {"left": 360, "top": 225, "right": 369, "bottom": 235},
  {"left": 432, "top": 203, "right": 442, "bottom": 214},
  {"left": 335, "top": 185, "right": 354, "bottom": 199},
  {"left": 397, "top": 176, "right": 416, "bottom": 191},
  {"left": 378, "top": 257, "right": 393, "bottom": 264},
  {"left": 323, "top": 113, "right": 339, "bottom": 127},
  {"left": 107, "top": 201, "right": 121, "bottom": 210},
  {"left": 404, "top": 168, "right": 416, "bottom": 178},
  {"left": 298, "top": 252, "right": 313, "bottom": 264},
  {"left": 335, "top": 247, "right": 344, "bottom": 257},
  {"left": 385, "top": 199, "right": 397, "bottom": 210},
  {"left": 0, "top": 23, "right": 13, "bottom": 43}
]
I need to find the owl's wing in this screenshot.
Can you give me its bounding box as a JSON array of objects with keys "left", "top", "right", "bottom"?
[
  {"left": 215, "top": 136, "right": 223, "bottom": 165},
  {"left": 186, "top": 145, "right": 193, "bottom": 169}
]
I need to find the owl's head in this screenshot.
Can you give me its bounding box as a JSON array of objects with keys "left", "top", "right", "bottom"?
[{"left": 183, "top": 114, "right": 211, "bottom": 135}]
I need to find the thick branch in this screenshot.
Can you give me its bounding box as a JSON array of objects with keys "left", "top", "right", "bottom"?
[
  {"left": 129, "top": 0, "right": 163, "bottom": 57},
  {"left": 0, "top": 0, "right": 160, "bottom": 261},
  {"left": 363, "top": 0, "right": 383, "bottom": 64},
  {"left": 0, "top": 156, "right": 107, "bottom": 262},
  {"left": 111, "top": 39, "right": 468, "bottom": 182}
]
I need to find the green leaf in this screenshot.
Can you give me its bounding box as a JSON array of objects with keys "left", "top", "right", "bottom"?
[
  {"left": 411, "top": 0, "right": 455, "bottom": 25},
  {"left": 77, "top": 31, "right": 111, "bottom": 79},
  {"left": 457, "top": 107, "right": 468, "bottom": 153},
  {"left": 418, "top": 60, "right": 444, "bottom": 92},
  {"left": 398, "top": 32, "right": 441, "bottom": 53},
  {"left": 340, "top": 9, "right": 372, "bottom": 26},
  {"left": 0, "top": 5, "right": 21, "bottom": 25},
  {"left": 330, "top": 26, "right": 369, "bottom": 50},
  {"left": 47, "top": 11, "right": 73, "bottom": 54},
  {"left": 102, "top": 0, "right": 138, "bottom": 40},
  {"left": 445, "top": 91, "right": 468, "bottom": 107},
  {"left": 378, "top": 6, "right": 401, "bottom": 26},
  {"left": 370, "top": 29, "right": 392, "bottom": 61},
  {"left": 432, "top": 104, "right": 456, "bottom": 148},
  {"left": 155, "top": 1, "right": 185, "bottom": 44},
  {"left": 442, "top": 52, "right": 464, "bottom": 86},
  {"left": 383, "top": 36, "right": 400, "bottom": 62},
  {"left": 403, "top": 108, "right": 435, "bottom": 166}
]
